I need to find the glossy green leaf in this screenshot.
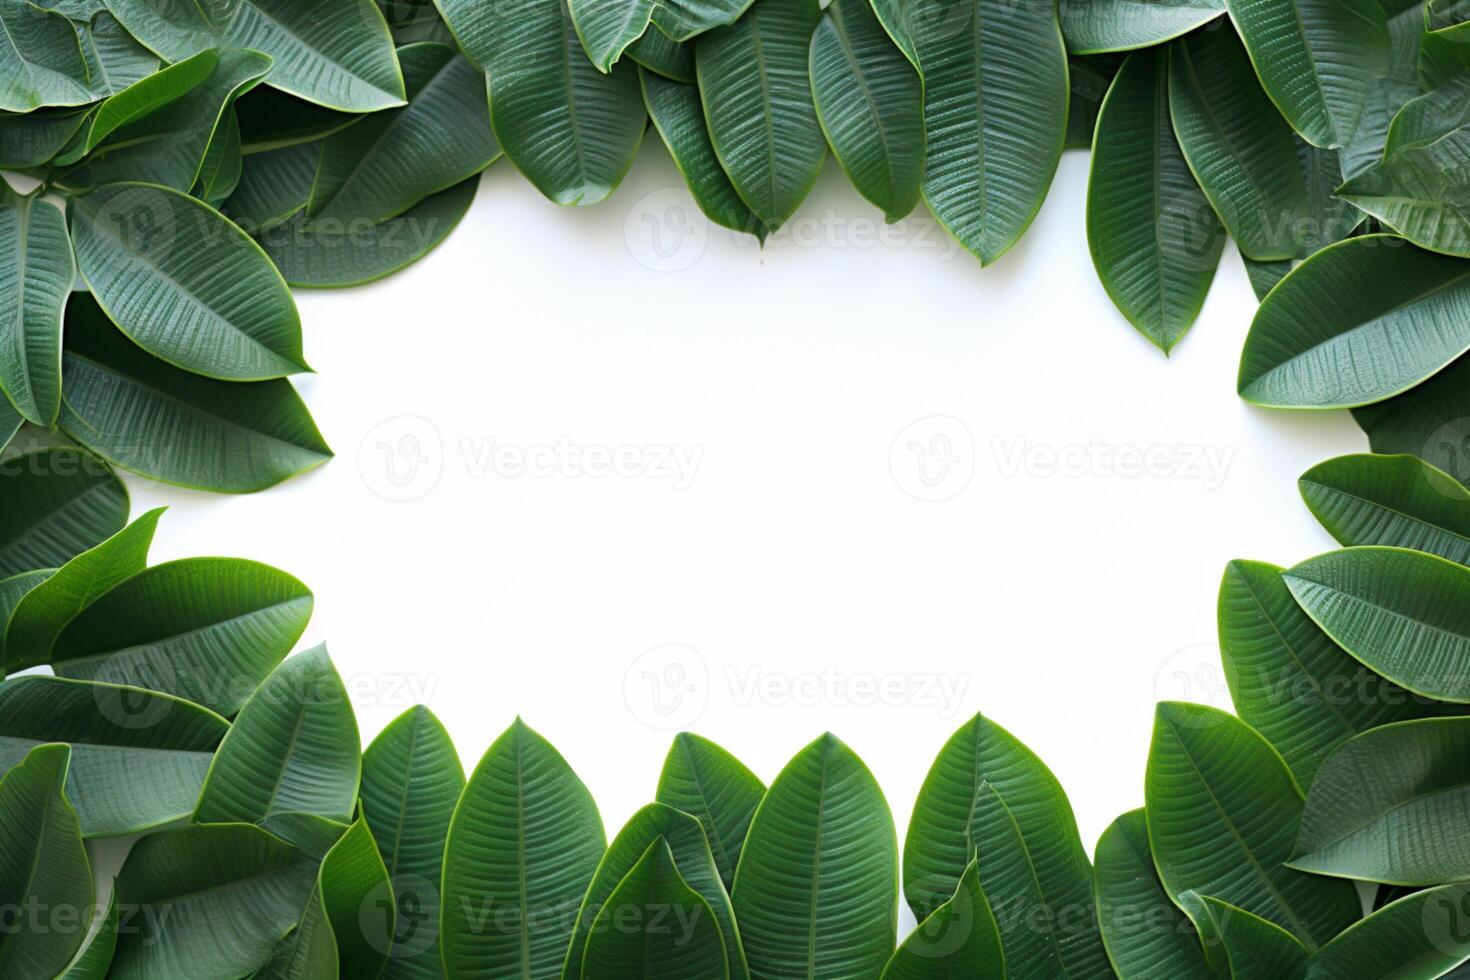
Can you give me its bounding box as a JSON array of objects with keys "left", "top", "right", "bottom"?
[
  {"left": 628, "top": 27, "right": 695, "bottom": 82},
  {"left": 640, "top": 69, "right": 762, "bottom": 238},
  {"left": 0, "top": 0, "right": 93, "bottom": 112},
  {"left": 565, "top": 802, "right": 747, "bottom": 980},
  {"left": 0, "top": 446, "right": 128, "bottom": 579},
  {"left": 109, "top": 823, "right": 319, "bottom": 980},
  {"left": 276, "top": 815, "right": 395, "bottom": 980},
  {"left": 71, "top": 181, "right": 308, "bottom": 381},
  {"left": 1088, "top": 49, "right": 1223, "bottom": 353},
  {"left": 105, "top": 0, "right": 407, "bottom": 112},
  {"left": 77, "top": 9, "right": 157, "bottom": 95},
  {"left": 1284, "top": 546, "right": 1470, "bottom": 702},
  {"left": 1060, "top": 0, "right": 1225, "bottom": 54},
  {"left": 0, "top": 106, "right": 89, "bottom": 167},
  {"left": 879, "top": 859, "right": 1006, "bottom": 979},
  {"left": 1225, "top": 0, "right": 1389, "bottom": 149},
  {"left": 1145, "top": 702, "right": 1360, "bottom": 950},
  {"left": 904, "top": 712, "right": 1110, "bottom": 976},
  {"left": 656, "top": 0, "right": 756, "bottom": 40},
  {"left": 194, "top": 646, "right": 359, "bottom": 847},
  {"left": 1198, "top": 898, "right": 1310, "bottom": 980},
  {"left": 3, "top": 507, "right": 162, "bottom": 671},
  {"left": 1353, "top": 350, "right": 1470, "bottom": 485},
  {"left": 57, "top": 891, "right": 118, "bottom": 980},
  {"left": 260, "top": 177, "right": 478, "bottom": 288},
  {"left": 55, "top": 46, "right": 219, "bottom": 164},
  {"left": 655, "top": 732, "right": 765, "bottom": 892},
  {"left": 305, "top": 42, "right": 498, "bottom": 227},
  {"left": 223, "top": 140, "right": 319, "bottom": 233},
  {"left": 1219, "top": 558, "right": 1442, "bottom": 788},
  {"left": 1094, "top": 809, "right": 1219, "bottom": 979},
  {"left": 441, "top": 718, "right": 606, "bottom": 980},
  {"left": 569, "top": 0, "right": 656, "bottom": 71},
  {"left": 1292, "top": 717, "right": 1470, "bottom": 884},
  {"left": 1169, "top": 27, "right": 1308, "bottom": 261},
  {"left": 361, "top": 704, "right": 464, "bottom": 980},
  {"left": 0, "top": 744, "right": 92, "bottom": 978},
  {"left": 193, "top": 108, "right": 243, "bottom": 206},
  {"left": 1300, "top": 453, "right": 1470, "bottom": 564},
  {"left": 731, "top": 733, "right": 897, "bottom": 980},
  {"left": 697, "top": 0, "right": 826, "bottom": 231},
  {"left": 581, "top": 837, "right": 729, "bottom": 979},
  {"left": 0, "top": 179, "right": 71, "bottom": 425},
  {"left": 58, "top": 293, "right": 332, "bottom": 493},
  {"left": 438, "top": 0, "right": 646, "bottom": 206},
  {"left": 0, "top": 673, "right": 227, "bottom": 836},
  {"left": 0, "top": 568, "right": 51, "bottom": 663},
  {"left": 1239, "top": 236, "right": 1470, "bottom": 409},
  {"left": 50, "top": 556, "right": 314, "bottom": 716},
  {"left": 1295, "top": 139, "right": 1363, "bottom": 257},
  {"left": 809, "top": 0, "right": 923, "bottom": 222},
  {"left": 1308, "top": 883, "right": 1470, "bottom": 977},
  {"left": 913, "top": 0, "right": 1068, "bottom": 265}
]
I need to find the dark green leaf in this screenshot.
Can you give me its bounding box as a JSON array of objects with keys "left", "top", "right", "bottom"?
[
  {"left": 1353, "top": 350, "right": 1470, "bottom": 485},
  {"left": 0, "top": 178, "right": 72, "bottom": 425},
  {"left": 1308, "top": 883, "right": 1470, "bottom": 976},
  {"left": 223, "top": 140, "right": 320, "bottom": 233},
  {"left": 1060, "top": 0, "right": 1225, "bottom": 54},
  {"left": 1300, "top": 453, "right": 1470, "bottom": 564},
  {"left": 655, "top": 731, "right": 765, "bottom": 892},
  {"left": 1066, "top": 53, "right": 1123, "bottom": 150},
  {"left": 627, "top": 26, "right": 695, "bottom": 82},
  {"left": 235, "top": 85, "right": 359, "bottom": 152},
  {"left": 879, "top": 859, "right": 1006, "bottom": 979},
  {"left": 56, "top": 890, "right": 117, "bottom": 980},
  {"left": 0, "top": 107, "right": 89, "bottom": 168},
  {"left": 1198, "top": 897, "right": 1309, "bottom": 980},
  {"left": 0, "top": 0, "right": 92, "bottom": 112},
  {"left": 0, "top": 446, "right": 127, "bottom": 579}
]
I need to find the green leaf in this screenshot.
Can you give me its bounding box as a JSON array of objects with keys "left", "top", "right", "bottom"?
[
  {"left": 0, "top": 673, "right": 227, "bottom": 836},
  {"left": 316, "top": 815, "right": 396, "bottom": 980},
  {"left": 77, "top": 10, "right": 158, "bottom": 95},
  {"left": 70, "top": 181, "right": 308, "bottom": 381},
  {"left": 438, "top": 0, "right": 646, "bottom": 206},
  {"left": 1308, "top": 883, "right": 1470, "bottom": 977},
  {"left": 1292, "top": 717, "right": 1470, "bottom": 884},
  {"left": 193, "top": 646, "right": 359, "bottom": 845},
  {"left": 0, "top": 106, "right": 89, "bottom": 168},
  {"left": 879, "top": 859, "right": 1006, "bottom": 979},
  {"left": 361, "top": 704, "right": 464, "bottom": 980},
  {"left": 565, "top": 802, "right": 747, "bottom": 980},
  {"left": 223, "top": 140, "right": 320, "bottom": 233},
  {"left": 50, "top": 556, "right": 314, "bottom": 716},
  {"left": 440, "top": 717, "right": 606, "bottom": 980},
  {"left": 0, "top": 179, "right": 72, "bottom": 425},
  {"left": 697, "top": 0, "right": 826, "bottom": 231},
  {"left": 0, "top": 0, "right": 93, "bottom": 112},
  {"left": 109, "top": 823, "right": 320, "bottom": 980},
  {"left": 1238, "top": 236, "right": 1470, "bottom": 409},
  {"left": 809, "top": 0, "right": 922, "bottom": 222},
  {"left": 569, "top": 0, "right": 655, "bottom": 71},
  {"left": 639, "top": 69, "right": 763, "bottom": 238},
  {"left": 1144, "top": 702, "right": 1360, "bottom": 950},
  {"left": 731, "top": 733, "right": 897, "bottom": 980},
  {"left": 305, "top": 41, "right": 498, "bottom": 227},
  {"left": 236, "top": 85, "right": 359, "bottom": 152},
  {"left": 58, "top": 48, "right": 272, "bottom": 192},
  {"left": 1168, "top": 28, "right": 1308, "bottom": 261},
  {"left": 56, "top": 890, "right": 118, "bottom": 980},
  {"left": 0, "top": 446, "right": 128, "bottom": 579},
  {"left": 1219, "top": 558, "right": 1442, "bottom": 788},
  {"left": 581, "top": 837, "right": 730, "bottom": 980},
  {"left": 0, "top": 744, "right": 92, "bottom": 978},
  {"left": 1066, "top": 53, "right": 1123, "bottom": 149},
  {"left": 260, "top": 177, "right": 479, "bottom": 288},
  {"left": 655, "top": 0, "right": 755, "bottom": 40},
  {"left": 105, "top": 0, "right": 407, "bottom": 111},
  {"left": 1419, "top": 20, "right": 1470, "bottom": 90},
  {"left": 1225, "top": 0, "right": 1389, "bottom": 149},
  {"left": 1244, "top": 256, "right": 1293, "bottom": 300},
  {"left": 0, "top": 399, "right": 17, "bottom": 452},
  {"left": 58, "top": 292, "right": 332, "bottom": 493},
  {"left": 1300, "top": 453, "right": 1470, "bottom": 564},
  {"left": 1353, "top": 350, "right": 1470, "bottom": 485},
  {"left": 1060, "top": 0, "right": 1225, "bottom": 55},
  {"left": 655, "top": 731, "right": 765, "bottom": 892},
  {"left": 912, "top": 0, "right": 1068, "bottom": 265},
  {"left": 55, "top": 46, "right": 221, "bottom": 164},
  {"left": 1198, "top": 898, "right": 1310, "bottom": 980},
  {"left": 628, "top": 27, "right": 695, "bottom": 82},
  {"left": 904, "top": 713, "right": 1110, "bottom": 976},
  {"left": 193, "top": 108, "right": 242, "bottom": 206},
  {"left": 0, "top": 568, "right": 53, "bottom": 664},
  {"left": 1283, "top": 546, "right": 1470, "bottom": 702},
  {"left": 1087, "top": 48, "right": 1224, "bottom": 354},
  {"left": 1340, "top": 0, "right": 1425, "bottom": 179},
  {"left": 3, "top": 506, "right": 162, "bottom": 672},
  {"left": 1094, "top": 809, "right": 1220, "bottom": 979}
]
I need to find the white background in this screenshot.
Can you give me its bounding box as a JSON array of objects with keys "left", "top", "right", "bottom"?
[{"left": 121, "top": 141, "right": 1365, "bottom": 868}]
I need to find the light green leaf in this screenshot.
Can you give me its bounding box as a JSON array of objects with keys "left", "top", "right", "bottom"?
[
  {"left": 0, "top": 0, "right": 93, "bottom": 112},
  {"left": 731, "top": 733, "right": 897, "bottom": 980},
  {"left": 1060, "top": 0, "right": 1225, "bottom": 55},
  {"left": 0, "top": 178, "right": 72, "bottom": 425},
  {"left": 105, "top": 0, "right": 407, "bottom": 111},
  {"left": 58, "top": 293, "right": 332, "bottom": 493},
  {"left": 0, "top": 446, "right": 128, "bottom": 579},
  {"left": 655, "top": 732, "right": 765, "bottom": 892},
  {"left": 50, "top": 555, "right": 314, "bottom": 716},
  {"left": 1087, "top": 48, "right": 1223, "bottom": 354},
  {"left": 0, "top": 674, "right": 227, "bottom": 836},
  {"left": 57, "top": 890, "right": 118, "bottom": 980},
  {"left": 697, "top": 0, "right": 826, "bottom": 231},
  {"left": 879, "top": 859, "right": 1006, "bottom": 979},
  {"left": 1145, "top": 702, "right": 1360, "bottom": 951},
  {"left": 361, "top": 704, "right": 464, "bottom": 980},
  {"left": 70, "top": 181, "right": 308, "bottom": 381},
  {"left": 56, "top": 47, "right": 221, "bottom": 165},
  {"left": 1283, "top": 546, "right": 1470, "bottom": 702},
  {"left": 1198, "top": 897, "right": 1310, "bottom": 980},
  {"left": 305, "top": 41, "right": 498, "bottom": 227},
  {"left": 1353, "top": 351, "right": 1470, "bottom": 486},
  {"left": 0, "top": 744, "right": 92, "bottom": 978},
  {"left": 438, "top": 0, "right": 646, "bottom": 206},
  {"left": 1308, "top": 883, "right": 1470, "bottom": 977},
  {"left": 1238, "top": 236, "right": 1470, "bottom": 409},
  {"left": 223, "top": 140, "right": 320, "bottom": 233},
  {"left": 1094, "top": 809, "right": 1220, "bottom": 980},
  {"left": 1300, "top": 453, "right": 1470, "bottom": 564},
  {"left": 440, "top": 718, "right": 606, "bottom": 980}
]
